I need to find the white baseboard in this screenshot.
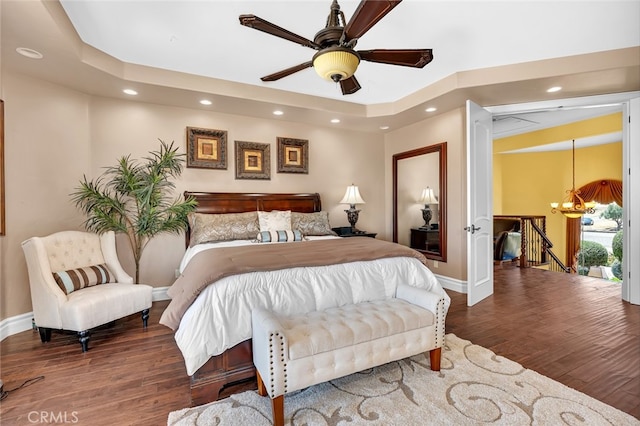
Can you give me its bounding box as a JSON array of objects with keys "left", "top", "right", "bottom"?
[
  {"left": 435, "top": 274, "right": 467, "bottom": 294},
  {"left": 153, "top": 286, "right": 170, "bottom": 302},
  {"left": 0, "top": 286, "right": 172, "bottom": 342},
  {"left": 0, "top": 312, "right": 34, "bottom": 341},
  {"left": 3, "top": 282, "right": 468, "bottom": 341}
]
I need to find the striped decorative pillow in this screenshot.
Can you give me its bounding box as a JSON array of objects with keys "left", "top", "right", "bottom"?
[
  {"left": 52, "top": 264, "right": 115, "bottom": 295},
  {"left": 257, "top": 230, "right": 303, "bottom": 243}
]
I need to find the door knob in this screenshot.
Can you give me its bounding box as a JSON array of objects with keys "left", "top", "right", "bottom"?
[{"left": 464, "top": 224, "right": 481, "bottom": 234}]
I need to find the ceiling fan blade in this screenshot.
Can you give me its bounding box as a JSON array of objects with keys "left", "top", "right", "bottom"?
[
  {"left": 340, "top": 75, "right": 361, "bottom": 95},
  {"left": 239, "top": 15, "right": 320, "bottom": 50},
  {"left": 343, "top": 0, "right": 402, "bottom": 42},
  {"left": 261, "top": 61, "right": 313, "bottom": 82},
  {"left": 358, "top": 49, "right": 433, "bottom": 68}
]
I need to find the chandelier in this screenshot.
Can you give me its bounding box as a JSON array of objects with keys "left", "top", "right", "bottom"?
[{"left": 550, "top": 139, "right": 596, "bottom": 218}]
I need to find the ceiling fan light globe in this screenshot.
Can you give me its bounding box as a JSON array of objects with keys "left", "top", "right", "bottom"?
[{"left": 313, "top": 48, "right": 360, "bottom": 82}]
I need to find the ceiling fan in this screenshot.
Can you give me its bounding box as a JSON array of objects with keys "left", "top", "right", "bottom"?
[{"left": 239, "top": 0, "right": 433, "bottom": 95}]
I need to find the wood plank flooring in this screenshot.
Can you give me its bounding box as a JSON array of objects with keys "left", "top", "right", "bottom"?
[
  {"left": 446, "top": 266, "right": 640, "bottom": 419},
  {"left": 1, "top": 267, "right": 638, "bottom": 425}
]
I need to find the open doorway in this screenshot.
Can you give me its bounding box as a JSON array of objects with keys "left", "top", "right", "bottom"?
[
  {"left": 485, "top": 92, "right": 638, "bottom": 305},
  {"left": 494, "top": 115, "right": 622, "bottom": 269},
  {"left": 578, "top": 200, "right": 623, "bottom": 280}
]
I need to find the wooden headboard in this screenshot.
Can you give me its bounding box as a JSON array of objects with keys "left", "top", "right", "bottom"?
[{"left": 183, "top": 191, "right": 322, "bottom": 247}]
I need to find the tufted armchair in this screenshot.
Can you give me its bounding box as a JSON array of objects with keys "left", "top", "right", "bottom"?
[{"left": 22, "top": 230, "right": 153, "bottom": 352}]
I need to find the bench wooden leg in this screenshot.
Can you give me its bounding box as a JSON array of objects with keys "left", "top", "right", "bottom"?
[
  {"left": 429, "top": 347, "right": 441, "bottom": 371},
  {"left": 256, "top": 370, "right": 268, "bottom": 397},
  {"left": 256, "top": 370, "right": 284, "bottom": 426},
  {"left": 271, "top": 395, "right": 284, "bottom": 426}
]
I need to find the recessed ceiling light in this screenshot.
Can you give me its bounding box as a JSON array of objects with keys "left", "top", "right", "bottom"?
[
  {"left": 330, "top": 118, "right": 340, "bottom": 124},
  {"left": 273, "top": 110, "right": 284, "bottom": 116},
  {"left": 123, "top": 89, "right": 138, "bottom": 96},
  {"left": 16, "top": 47, "right": 43, "bottom": 59},
  {"left": 547, "top": 86, "right": 562, "bottom": 93},
  {"left": 379, "top": 125, "right": 390, "bottom": 130},
  {"left": 425, "top": 107, "right": 437, "bottom": 113},
  {"left": 199, "top": 99, "right": 212, "bottom": 106}
]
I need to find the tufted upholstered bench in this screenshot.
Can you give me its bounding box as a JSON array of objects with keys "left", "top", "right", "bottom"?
[{"left": 252, "top": 283, "right": 446, "bottom": 426}]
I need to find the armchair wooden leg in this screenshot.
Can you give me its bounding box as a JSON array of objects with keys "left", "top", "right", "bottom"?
[
  {"left": 78, "top": 330, "right": 90, "bottom": 353},
  {"left": 38, "top": 327, "right": 51, "bottom": 343},
  {"left": 271, "top": 395, "right": 284, "bottom": 426},
  {"left": 429, "top": 347, "right": 442, "bottom": 371},
  {"left": 141, "top": 309, "right": 150, "bottom": 328}
]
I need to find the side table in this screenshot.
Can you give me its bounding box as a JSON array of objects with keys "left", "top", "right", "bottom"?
[{"left": 332, "top": 227, "right": 377, "bottom": 239}]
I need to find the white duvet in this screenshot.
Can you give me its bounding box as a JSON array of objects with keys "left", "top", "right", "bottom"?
[{"left": 173, "top": 238, "right": 450, "bottom": 375}]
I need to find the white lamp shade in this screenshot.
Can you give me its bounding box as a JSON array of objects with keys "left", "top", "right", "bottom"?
[
  {"left": 340, "top": 185, "right": 366, "bottom": 205},
  {"left": 418, "top": 187, "right": 438, "bottom": 204}
]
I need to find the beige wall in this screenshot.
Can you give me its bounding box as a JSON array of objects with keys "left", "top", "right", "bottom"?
[
  {"left": 384, "top": 107, "right": 467, "bottom": 282},
  {"left": 0, "top": 71, "right": 386, "bottom": 320},
  {"left": 1, "top": 73, "right": 91, "bottom": 320}
]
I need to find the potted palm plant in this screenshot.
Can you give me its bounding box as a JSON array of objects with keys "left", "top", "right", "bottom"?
[{"left": 72, "top": 140, "right": 197, "bottom": 283}]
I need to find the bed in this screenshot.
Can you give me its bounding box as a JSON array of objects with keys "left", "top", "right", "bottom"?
[{"left": 160, "top": 191, "right": 450, "bottom": 406}]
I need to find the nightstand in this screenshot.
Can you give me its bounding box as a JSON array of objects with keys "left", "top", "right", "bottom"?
[
  {"left": 332, "top": 227, "right": 377, "bottom": 239},
  {"left": 410, "top": 227, "right": 440, "bottom": 251}
]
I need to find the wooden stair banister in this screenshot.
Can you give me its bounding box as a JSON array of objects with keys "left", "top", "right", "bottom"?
[{"left": 494, "top": 215, "right": 570, "bottom": 273}]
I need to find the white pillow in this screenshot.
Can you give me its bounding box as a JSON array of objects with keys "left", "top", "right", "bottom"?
[{"left": 258, "top": 210, "right": 291, "bottom": 231}]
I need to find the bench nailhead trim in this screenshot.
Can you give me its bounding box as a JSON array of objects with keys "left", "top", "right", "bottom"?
[{"left": 268, "top": 332, "right": 288, "bottom": 395}]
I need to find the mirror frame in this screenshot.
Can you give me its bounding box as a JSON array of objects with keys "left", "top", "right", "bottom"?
[{"left": 392, "top": 142, "right": 447, "bottom": 262}]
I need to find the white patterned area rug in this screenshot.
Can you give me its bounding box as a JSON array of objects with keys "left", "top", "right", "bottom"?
[{"left": 168, "top": 334, "right": 638, "bottom": 425}]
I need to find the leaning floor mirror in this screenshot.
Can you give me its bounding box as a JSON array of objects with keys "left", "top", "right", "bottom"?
[{"left": 392, "top": 142, "right": 447, "bottom": 262}]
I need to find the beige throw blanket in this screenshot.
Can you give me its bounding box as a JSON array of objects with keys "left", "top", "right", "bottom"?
[{"left": 160, "top": 237, "right": 426, "bottom": 330}]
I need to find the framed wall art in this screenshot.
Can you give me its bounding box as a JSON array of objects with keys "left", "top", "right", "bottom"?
[
  {"left": 186, "top": 127, "right": 227, "bottom": 169},
  {"left": 235, "top": 141, "right": 271, "bottom": 180},
  {"left": 277, "top": 137, "right": 309, "bottom": 174}
]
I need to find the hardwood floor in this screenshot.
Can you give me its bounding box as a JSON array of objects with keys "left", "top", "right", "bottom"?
[
  {"left": 1, "top": 267, "right": 638, "bottom": 425},
  {"left": 447, "top": 266, "right": 640, "bottom": 419}
]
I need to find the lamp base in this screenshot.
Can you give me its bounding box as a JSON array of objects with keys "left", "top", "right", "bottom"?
[
  {"left": 420, "top": 206, "right": 432, "bottom": 229},
  {"left": 345, "top": 205, "right": 361, "bottom": 234}
]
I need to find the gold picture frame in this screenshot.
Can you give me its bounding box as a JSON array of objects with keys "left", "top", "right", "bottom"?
[
  {"left": 277, "top": 137, "right": 309, "bottom": 174},
  {"left": 186, "top": 127, "right": 227, "bottom": 169},
  {"left": 235, "top": 141, "right": 270, "bottom": 180}
]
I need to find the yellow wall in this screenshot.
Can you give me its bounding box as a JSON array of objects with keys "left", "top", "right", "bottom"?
[{"left": 494, "top": 113, "right": 623, "bottom": 264}]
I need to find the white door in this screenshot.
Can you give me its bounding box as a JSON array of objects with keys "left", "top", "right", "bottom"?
[
  {"left": 466, "top": 100, "right": 494, "bottom": 306},
  {"left": 623, "top": 97, "right": 639, "bottom": 304}
]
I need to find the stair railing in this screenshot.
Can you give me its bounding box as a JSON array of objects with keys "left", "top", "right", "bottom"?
[{"left": 494, "top": 215, "right": 570, "bottom": 272}]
